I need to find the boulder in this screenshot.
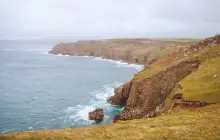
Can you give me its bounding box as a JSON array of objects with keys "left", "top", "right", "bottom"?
[{"left": 88, "top": 108, "right": 104, "bottom": 122}]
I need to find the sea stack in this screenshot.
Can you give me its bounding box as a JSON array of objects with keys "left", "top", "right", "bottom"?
[{"left": 88, "top": 108, "right": 104, "bottom": 122}]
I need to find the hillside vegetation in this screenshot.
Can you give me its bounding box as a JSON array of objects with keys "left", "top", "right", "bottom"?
[{"left": 109, "top": 35, "right": 220, "bottom": 122}]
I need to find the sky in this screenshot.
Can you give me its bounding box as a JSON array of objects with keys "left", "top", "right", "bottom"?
[{"left": 0, "top": 0, "right": 220, "bottom": 40}]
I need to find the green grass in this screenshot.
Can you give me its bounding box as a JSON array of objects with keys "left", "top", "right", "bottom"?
[
  {"left": 1, "top": 104, "right": 220, "bottom": 140},
  {"left": 179, "top": 56, "right": 220, "bottom": 102}
]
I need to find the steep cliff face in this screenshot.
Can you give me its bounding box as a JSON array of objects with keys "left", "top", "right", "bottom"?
[
  {"left": 110, "top": 34, "right": 220, "bottom": 122},
  {"left": 113, "top": 60, "right": 200, "bottom": 121},
  {"left": 107, "top": 81, "right": 132, "bottom": 106}
]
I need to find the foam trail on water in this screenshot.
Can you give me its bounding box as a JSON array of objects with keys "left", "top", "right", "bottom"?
[
  {"left": 93, "top": 57, "right": 144, "bottom": 71},
  {"left": 65, "top": 105, "right": 95, "bottom": 124},
  {"left": 64, "top": 82, "right": 123, "bottom": 125},
  {"left": 51, "top": 54, "right": 144, "bottom": 71}
]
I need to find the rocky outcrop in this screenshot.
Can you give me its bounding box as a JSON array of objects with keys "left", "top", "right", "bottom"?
[
  {"left": 112, "top": 60, "right": 200, "bottom": 122},
  {"left": 172, "top": 34, "right": 220, "bottom": 57},
  {"left": 88, "top": 108, "right": 104, "bottom": 122},
  {"left": 173, "top": 100, "right": 214, "bottom": 108},
  {"left": 111, "top": 34, "right": 220, "bottom": 122},
  {"left": 107, "top": 81, "right": 132, "bottom": 105}
]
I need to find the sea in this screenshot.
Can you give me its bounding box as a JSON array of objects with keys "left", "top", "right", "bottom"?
[{"left": 0, "top": 40, "right": 143, "bottom": 134}]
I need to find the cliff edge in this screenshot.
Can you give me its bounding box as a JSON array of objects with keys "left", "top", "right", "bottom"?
[
  {"left": 49, "top": 38, "right": 197, "bottom": 65},
  {"left": 109, "top": 34, "right": 220, "bottom": 122}
]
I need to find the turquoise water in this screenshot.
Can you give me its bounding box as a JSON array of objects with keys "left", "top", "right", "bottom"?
[{"left": 0, "top": 40, "right": 142, "bottom": 134}]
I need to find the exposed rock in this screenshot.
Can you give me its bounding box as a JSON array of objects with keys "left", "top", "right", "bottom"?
[
  {"left": 88, "top": 108, "right": 104, "bottom": 122},
  {"left": 107, "top": 81, "right": 132, "bottom": 105},
  {"left": 172, "top": 93, "right": 183, "bottom": 99},
  {"left": 50, "top": 34, "right": 220, "bottom": 124},
  {"left": 213, "top": 74, "right": 218, "bottom": 78},
  {"left": 172, "top": 100, "right": 214, "bottom": 108},
  {"left": 112, "top": 60, "right": 200, "bottom": 122},
  {"left": 182, "top": 34, "right": 220, "bottom": 55}
]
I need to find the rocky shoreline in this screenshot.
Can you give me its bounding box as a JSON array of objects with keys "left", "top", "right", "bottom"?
[
  {"left": 109, "top": 34, "right": 220, "bottom": 122},
  {"left": 49, "top": 35, "right": 220, "bottom": 123},
  {"left": 49, "top": 38, "right": 197, "bottom": 65}
]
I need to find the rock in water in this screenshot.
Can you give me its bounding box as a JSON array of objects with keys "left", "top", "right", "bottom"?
[{"left": 88, "top": 108, "right": 104, "bottom": 122}]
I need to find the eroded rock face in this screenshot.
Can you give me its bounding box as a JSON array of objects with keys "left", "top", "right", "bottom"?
[
  {"left": 112, "top": 60, "right": 200, "bottom": 122},
  {"left": 88, "top": 108, "right": 104, "bottom": 122},
  {"left": 107, "top": 81, "right": 132, "bottom": 105}
]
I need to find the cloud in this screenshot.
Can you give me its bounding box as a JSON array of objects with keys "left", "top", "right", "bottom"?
[{"left": 0, "top": 0, "right": 220, "bottom": 39}]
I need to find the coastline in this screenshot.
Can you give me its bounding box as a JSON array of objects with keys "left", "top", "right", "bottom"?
[
  {"left": 47, "top": 38, "right": 200, "bottom": 122},
  {"left": 52, "top": 53, "right": 145, "bottom": 71},
  {"left": 48, "top": 52, "right": 145, "bottom": 127},
  {"left": 1, "top": 35, "right": 220, "bottom": 139}
]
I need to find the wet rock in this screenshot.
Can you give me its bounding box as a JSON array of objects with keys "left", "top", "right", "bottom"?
[
  {"left": 172, "top": 93, "right": 183, "bottom": 99},
  {"left": 88, "top": 108, "right": 104, "bottom": 122}
]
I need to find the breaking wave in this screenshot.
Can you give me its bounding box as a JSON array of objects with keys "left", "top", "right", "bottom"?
[
  {"left": 64, "top": 82, "right": 123, "bottom": 126},
  {"left": 93, "top": 57, "right": 144, "bottom": 71},
  {"left": 54, "top": 54, "right": 144, "bottom": 71}
]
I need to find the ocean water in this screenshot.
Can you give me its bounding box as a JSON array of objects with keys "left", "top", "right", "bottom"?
[{"left": 0, "top": 40, "right": 143, "bottom": 134}]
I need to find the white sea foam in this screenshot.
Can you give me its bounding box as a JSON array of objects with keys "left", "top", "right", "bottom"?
[
  {"left": 81, "top": 56, "right": 89, "bottom": 57},
  {"left": 64, "top": 105, "right": 95, "bottom": 125},
  {"left": 51, "top": 54, "right": 144, "bottom": 71},
  {"left": 1, "top": 130, "right": 8, "bottom": 134},
  {"left": 93, "top": 57, "right": 144, "bottom": 71},
  {"left": 64, "top": 82, "right": 122, "bottom": 124}
]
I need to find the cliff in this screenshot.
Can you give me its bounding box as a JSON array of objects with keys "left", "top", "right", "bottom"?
[
  {"left": 49, "top": 35, "right": 220, "bottom": 122},
  {"left": 49, "top": 38, "right": 197, "bottom": 65},
  {"left": 109, "top": 34, "right": 220, "bottom": 122}
]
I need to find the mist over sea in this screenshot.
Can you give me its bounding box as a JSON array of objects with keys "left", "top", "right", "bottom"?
[{"left": 0, "top": 40, "right": 142, "bottom": 134}]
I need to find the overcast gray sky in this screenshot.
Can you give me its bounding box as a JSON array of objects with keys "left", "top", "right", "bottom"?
[{"left": 0, "top": 0, "right": 220, "bottom": 40}]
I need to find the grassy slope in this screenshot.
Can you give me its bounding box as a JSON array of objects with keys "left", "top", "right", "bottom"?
[
  {"left": 135, "top": 44, "right": 220, "bottom": 103},
  {"left": 180, "top": 49, "right": 220, "bottom": 102},
  {"left": 1, "top": 104, "right": 220, "bottom": 140}
]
